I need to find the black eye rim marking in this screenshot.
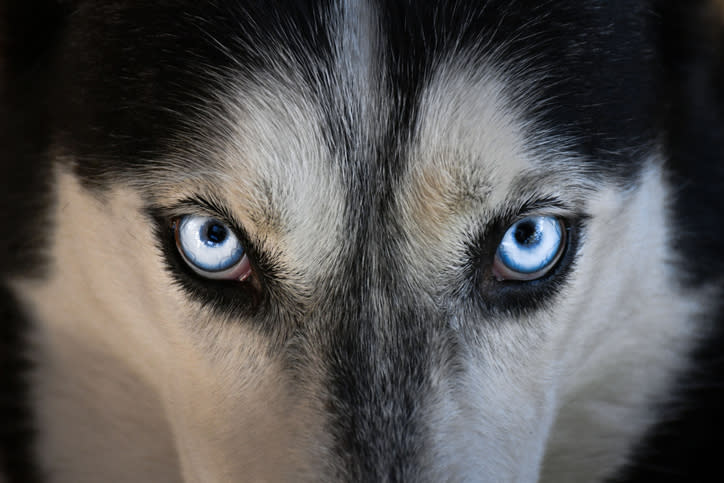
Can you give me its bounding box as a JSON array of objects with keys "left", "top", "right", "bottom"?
[
  {"left": 147, "top": 193, "right": 583, "bottom": 319},
  {"left": 146, "top": 196, "right": 272, "bottom": 315},
  {"left": 463, "top": 198, "right": 587, "bottom": 316}
]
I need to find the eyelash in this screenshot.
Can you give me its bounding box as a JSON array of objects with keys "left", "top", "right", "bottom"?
[
  {"left": 149, "top": 208, "right": 265, "bottom": 316},
  {"left": 150, "top": 199, "right": 583, "bottom": 319},
  {"left": 464, "top": 215, "right": 583, "bottom": 316}
]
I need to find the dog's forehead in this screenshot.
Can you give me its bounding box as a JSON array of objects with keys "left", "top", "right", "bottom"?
[
  {"left": 62, "top": 0, "right": 654, "bottom": 183},
  {"left": 142, "top": 1, "right": 612, "bottom": 267},
  {"left": 56, "top": 0, "right": 658, "bottom": 291},
  {"left": 150, "top": 56, "right": 567, "bottom": 289}
]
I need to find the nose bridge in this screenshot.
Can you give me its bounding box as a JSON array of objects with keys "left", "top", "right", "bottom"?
[
  {"left": 316, "top": 268, "right": 450, "bottom": 481},
  {"left": 310, "top": 123, "right": 449, "bottom": 476}
]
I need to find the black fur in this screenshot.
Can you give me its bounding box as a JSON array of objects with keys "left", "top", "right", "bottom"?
[
  {"left": 0, "top": 287, "right": 42, "bottom": 482},
  {"left": 1, "top": 1, "right": 67, "bottom": 480},
  {"left": 611, "top": 2, "right": 724, "bottom": 481},
  {"left": 2, "top": 1, "right": 723, "bottom": 481}
]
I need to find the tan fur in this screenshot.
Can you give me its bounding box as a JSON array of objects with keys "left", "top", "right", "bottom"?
[
  {"left": 129, "top": 78, "right": 349, "bottom": 305},
  {"left": 12, "top": 76, "right": 703, "bottom": 483},
  {"left": 7, "top": 12, "right": 705, "bottom": 481},
  {"left": 394, "top": 59, "right": 702, "bottom": 481},
  {"left": 406, "top": 162, "right": 703, "bottom": 482},
  {"left": 13, "top": 171, "right": 330, "bottom": 482},
  {"left": 398, "top": 63, "right": 588, "bottom": 293}
]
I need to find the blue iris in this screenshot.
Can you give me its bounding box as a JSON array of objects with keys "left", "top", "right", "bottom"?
[
  {"left": 177, "top": 215, "right": 244, "bottom": 273},
  {"left": 496, "top": 216, "right": 564, "bottom": 275}
]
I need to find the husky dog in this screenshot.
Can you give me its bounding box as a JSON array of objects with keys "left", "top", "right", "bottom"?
[{"left": 2, "top": 1, "right": 724, "bottom": 482}]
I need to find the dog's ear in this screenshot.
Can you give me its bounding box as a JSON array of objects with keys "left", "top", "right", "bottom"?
[{"left": 1, "top": 0, "right": 73, "bottom": 77}]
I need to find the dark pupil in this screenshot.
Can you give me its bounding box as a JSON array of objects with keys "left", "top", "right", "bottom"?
[
  {"left": 205, "top": 223, "right": 227, "bottom": 244},
  {"left": 514, "top": 221, "right": 540, "bottom": 246}
]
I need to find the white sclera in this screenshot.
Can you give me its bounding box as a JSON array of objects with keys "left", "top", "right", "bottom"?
[
  {"left": 496, "top": 216, "right": 563, "bottom": 275},
  {"left": 177, "top": 215, "right": 244, "bottom": 273}
]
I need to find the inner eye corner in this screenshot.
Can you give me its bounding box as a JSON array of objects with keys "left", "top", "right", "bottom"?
[{"left": 170, "top": 216, "right": 185, "bottom": 248}]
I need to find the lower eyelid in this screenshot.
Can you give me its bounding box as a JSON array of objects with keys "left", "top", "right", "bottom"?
[{"left": 492, "top": 255, "right": 553, "bottom": 281}]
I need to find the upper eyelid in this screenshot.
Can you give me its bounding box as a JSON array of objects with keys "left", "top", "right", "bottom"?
[
  {"left": 163, "top": 197, "right": 245, "bottom": 234},
  {"left": 153, "top": 196, "right": 283, "bottom": 279},
  {"left": 516, "top": 196, "right": 574, "bottom": 216},
  {"left": 158, "top": 195, "right": 583, "bottom": 241},
  {"left": 150, "top": 196, "right": 259, "bottom": 261},
  {"left": 517, "top": 205, "right": 579, "bottom": 221},
  {"left": 489, "top": 198, "right": 582, "bottom": 232}
]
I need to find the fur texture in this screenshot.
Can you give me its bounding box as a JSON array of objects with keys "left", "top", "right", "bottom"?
[{"left": 2, "top": 1, "right": 724, "bottom": 482}]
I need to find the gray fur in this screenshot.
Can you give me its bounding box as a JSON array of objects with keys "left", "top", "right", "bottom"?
[{"left": 3, "top": 1, "right": 722, "bottom": 482}]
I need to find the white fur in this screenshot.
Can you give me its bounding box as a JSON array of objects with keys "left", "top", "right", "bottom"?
[
  {"left": 395, "top": 59, "right": 702, "bottom": 480},
  {"left": 14, "top": 171, "right": 329, "bottom": 482},
  {"left": 8, "top": 4, "right": 706, "bottom": 480}
]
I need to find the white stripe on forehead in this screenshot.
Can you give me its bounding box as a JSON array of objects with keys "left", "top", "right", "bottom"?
[{"left": 333, "top": 0, "right": 383, "bottom": 126}]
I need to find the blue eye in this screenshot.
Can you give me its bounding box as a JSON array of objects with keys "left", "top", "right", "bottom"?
[
  {"left": 494, "top": 216, "right": 566, "bottom": 281},
  {"left": 174, "top": 215, "right": 252, "bottom": 281}
]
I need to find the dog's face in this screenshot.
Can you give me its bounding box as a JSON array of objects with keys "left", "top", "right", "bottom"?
[{"left": 4, "top": 1, "right": 723, "bottom": 482}]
